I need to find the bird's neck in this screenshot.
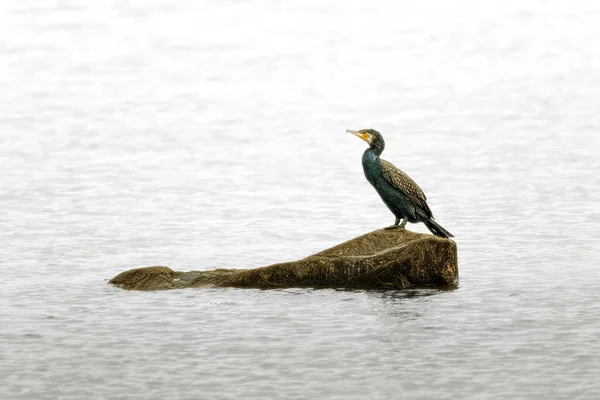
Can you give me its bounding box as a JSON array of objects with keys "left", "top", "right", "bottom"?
[
  {"left": 362, "top": 147, "right": 383, "bottom": 184},
  {"left": 362, "top": 147, "right": 381, "bottom": 169},
  {"left": 364, "top": 145, "right": 383, "bottom": 158}
]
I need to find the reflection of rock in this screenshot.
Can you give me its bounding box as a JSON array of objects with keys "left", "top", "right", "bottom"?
[{"left": 109, "top": 229, "right": 458, "bottom": 291}]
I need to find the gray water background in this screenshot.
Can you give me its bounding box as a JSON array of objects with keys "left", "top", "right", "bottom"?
[{"left": 1, "top": 0, "right": 600, "bottom": 399}]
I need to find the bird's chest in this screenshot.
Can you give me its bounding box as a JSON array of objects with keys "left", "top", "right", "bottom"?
[{"left": 361, "top": 154, "right": 387, "bottom": 187}]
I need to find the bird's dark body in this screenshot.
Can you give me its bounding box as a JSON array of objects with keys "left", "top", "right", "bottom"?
[
  {"left": 362, "top": 149, "right": 423, "bottom": 224},
  {"left": 350, "top": 128, "right": 453, "bottom": 239}
]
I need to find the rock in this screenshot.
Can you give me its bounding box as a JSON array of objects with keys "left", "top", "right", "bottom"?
[{"left": 109, "top": 229, "right": 458, "bottom": 291}]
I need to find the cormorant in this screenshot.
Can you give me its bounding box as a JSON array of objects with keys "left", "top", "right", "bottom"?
[{"left": 347, "top": 128, "right": 453, "bottom": 239}]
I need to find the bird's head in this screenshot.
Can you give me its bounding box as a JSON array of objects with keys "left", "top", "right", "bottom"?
[{"left": 346, "top": 128, "right": 385, "bottom": 151}]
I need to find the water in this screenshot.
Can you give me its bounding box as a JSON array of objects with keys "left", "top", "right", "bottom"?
[{"left": 1, "top": 0, "right": 600, "bottom": 398}]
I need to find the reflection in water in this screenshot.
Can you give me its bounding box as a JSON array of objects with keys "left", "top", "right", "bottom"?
[
  {"left": 374, "top": 289, "right": 451, "bottom": 301},
  {"left": 369, "top": 289, "right": 449, "bottom": 322}
]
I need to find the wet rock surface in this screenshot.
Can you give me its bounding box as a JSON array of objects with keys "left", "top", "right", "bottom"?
[{"left": 109, "top": 229, "right": 458, "bottom": 291}]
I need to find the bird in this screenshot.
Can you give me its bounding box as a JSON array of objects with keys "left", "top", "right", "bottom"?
[{"left": 347, "top": 128, "right": 453, "bottom": 239}]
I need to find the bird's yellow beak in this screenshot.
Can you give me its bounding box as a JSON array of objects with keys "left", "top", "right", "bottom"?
[{"left": 346, "top": 129, "right": 369, "bottom": 142}]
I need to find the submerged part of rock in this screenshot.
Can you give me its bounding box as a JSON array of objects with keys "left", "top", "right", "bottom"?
[{"left": 109, "top": 229, "right": 458, "bottom": 291}]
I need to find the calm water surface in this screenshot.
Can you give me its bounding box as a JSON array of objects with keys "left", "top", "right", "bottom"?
[{"left": 1, "top": 1, "right": 600, "bottom": 399}]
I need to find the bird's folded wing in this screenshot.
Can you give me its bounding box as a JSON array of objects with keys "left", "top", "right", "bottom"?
[{"left": 379, "top": 159, "right": 431, "bottom": 215}]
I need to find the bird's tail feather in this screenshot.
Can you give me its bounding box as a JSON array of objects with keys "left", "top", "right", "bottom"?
[{"left": 424, "top": 219, "right": 454, "bottom": 239}]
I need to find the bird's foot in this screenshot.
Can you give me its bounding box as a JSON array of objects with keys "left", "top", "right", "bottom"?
[{"left": 384, "top": 225, "right": 403, "bottom": 230}]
